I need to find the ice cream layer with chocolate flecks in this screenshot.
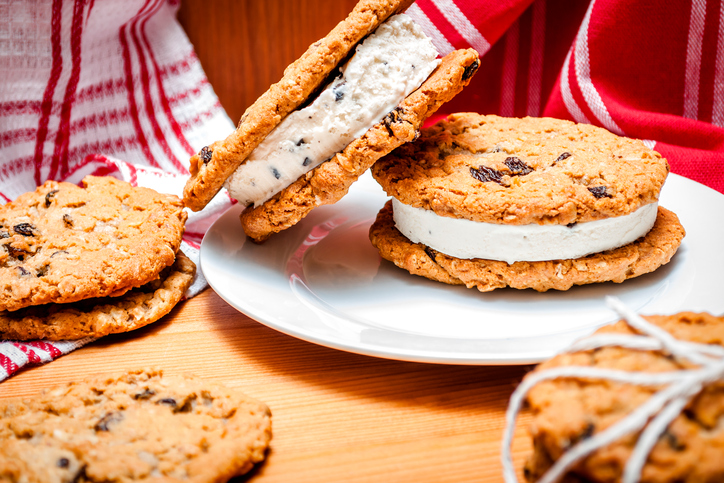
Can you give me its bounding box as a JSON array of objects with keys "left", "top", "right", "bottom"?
[{"left": 224, "top": 14, "right": 440, "bottom": 207}]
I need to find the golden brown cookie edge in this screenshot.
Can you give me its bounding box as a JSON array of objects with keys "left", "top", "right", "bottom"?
[{"left": 0, "top": 251, "right": 196, "bottom": 341}]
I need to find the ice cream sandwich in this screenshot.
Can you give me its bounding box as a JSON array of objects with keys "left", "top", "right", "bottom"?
[
  {"left": 370, "top": 113, "right": 685, "bottom": 292},
  {"left": 182, "top": 0, "right": 480, "bottom": 242}
]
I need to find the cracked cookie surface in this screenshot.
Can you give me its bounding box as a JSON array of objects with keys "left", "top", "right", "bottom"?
[
  {"left": 0, "top": 176, "right": 187, "bottom": 312},
  {"left": 523, "top": 312, "right": 724, "bottom": 482},
  {"left": 0, "top": 250, "right": 195, "bottom": 340},
  {"left": 0, "top": 368, "right": 272, "bottom": 483},
  {"left": 369, "top": 200, "right": 685, "bottom": 292},
  {"left": 372, "top": 113, "right": 670, "bottom": 225},
  {"left": 240, "top": 49, "right": 480, "bottom": 242}
]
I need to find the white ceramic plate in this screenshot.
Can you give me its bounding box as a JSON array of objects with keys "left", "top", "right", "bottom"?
[{"left": 200, "top": 173, "right": 724, "bottom": 365}]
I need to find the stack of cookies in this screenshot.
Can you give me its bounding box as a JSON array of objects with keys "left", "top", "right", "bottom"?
[
  {"left": 371, "top": 113, "right": 685, "bottom": 292},
  {"left": 0, "top": 176, "right": 194, "bottom": 340}
]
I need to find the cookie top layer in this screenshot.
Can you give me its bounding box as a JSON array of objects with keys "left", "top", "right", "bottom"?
[
  {"left": 372, "top": 113, "right": 670, "bottom": 225},
  {"left": 0, "top": 250, "right": 196, "bottom": 340},
  {"left": 0, "top": 176, "right": 187, "bottom": 312},
  {"left": 182, "top": 0, "right": 416, "bottom": 212},
  {"left": 0, "top": 368, "right": 271, "bottom": 482},
  {"left": 240, "top": 48, "right": 481, "bottom": 242},
  {"left": 524, "top": 312, "right": 724, "bottom": 482}
]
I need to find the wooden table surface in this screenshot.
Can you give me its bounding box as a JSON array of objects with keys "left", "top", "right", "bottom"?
[
  {"left": 1, "top": 289, "right": 534, "bottom": 482},
  {"left": 2, "top": 1, "right": 536, "bottom": 481}
]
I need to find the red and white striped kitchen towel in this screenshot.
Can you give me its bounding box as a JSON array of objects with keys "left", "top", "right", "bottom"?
[
  {"left": 2, "top": 0, "right": 723, "bottom": 381},
  {"left": 0, "top": 0, "right": 235, "bottom": 380}
]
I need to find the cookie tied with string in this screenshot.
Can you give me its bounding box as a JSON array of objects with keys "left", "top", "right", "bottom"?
[{"left": 509, "top": 305, "right": 724, "bottom": 483}]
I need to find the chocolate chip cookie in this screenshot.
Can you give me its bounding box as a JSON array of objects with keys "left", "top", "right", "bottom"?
[
  {"left": 0, "top": 368, "right": 272, "bottom": 482},
  {"left": 0, "top": 176, "right": 187, "bottom": 311}
]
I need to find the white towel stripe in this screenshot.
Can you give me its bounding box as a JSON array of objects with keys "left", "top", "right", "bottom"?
[
  {"left": 500, "top": 20, "right": 519, "bottom": 117},
  {"left": 642, "top": 139, "right": 657, "bottom": 149},
  {"left": 405, "top": 3, "right": 455, "bottom": 56},
  {"left": 712, "top": 0, "right": 724, "bottom": 125},
  {"left": 28, "top": 345, "right": 56, "bottom": 363},
  {"left": 0, "top": 344, "right": 30, "bottom": 366},
  {"left": 527, "top": 0, "right": 546, "bottom": 116},
  {"left": 560, "top": 49, "right": 591, "bottom": 124},
  {"left": 684, "top": 0, "right": 707, "bottom": 120},
  {"left": 429, "top": 0, "right": 491, "bottom": 54},
  {"left": 573, "top": 0, "right": 624, "bottom": 135}
]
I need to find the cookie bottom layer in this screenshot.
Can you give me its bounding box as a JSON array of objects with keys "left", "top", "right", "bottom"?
[
  {"left": 0, "top": 251, "right": 196, "bottom": 340},
  {"left": 369, "top": 200, "right": 685, "bottom": 292}
]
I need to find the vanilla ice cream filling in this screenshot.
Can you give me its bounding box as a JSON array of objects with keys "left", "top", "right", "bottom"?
[
  {"left": 224, "top": 14, "right": 440, "bottom": 207},
  {"left": 391, "top": 198, "right": 659, "bottom": 264}
]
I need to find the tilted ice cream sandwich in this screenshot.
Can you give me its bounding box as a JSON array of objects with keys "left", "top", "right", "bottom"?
[
  {"left": 370, "top": 113, "right": 686, "bottom": 292},
  {"left": 182, "top": 0, "right": 480, "bottom": 241}
]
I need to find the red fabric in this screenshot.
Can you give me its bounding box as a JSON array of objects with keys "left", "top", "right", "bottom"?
[{"left": 410, "top": 0, "right": 724, "bottom": 192}]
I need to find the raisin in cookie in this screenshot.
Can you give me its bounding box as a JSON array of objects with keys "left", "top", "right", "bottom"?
[
  {"left": 370, "top": 113, "right": 684, "bottom": 292},
  {"left": 0, "top": 250, "right": 195, "bottom": 340},
  {"left": 182, "top": 0, "right": 480, "bottom": 242},
  {"left": 523, "top": 312, "right": 724, "bottom": 482},
  {"left": 0, "top": 176, "right": 187, "bottom": 311},
  {"left": 0, "top": 368, "right": 272, "bottom": 482}
]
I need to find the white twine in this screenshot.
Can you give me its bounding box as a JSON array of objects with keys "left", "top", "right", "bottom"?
[{"left": 502, "top": 296, "right": 724, "bottom": 483}]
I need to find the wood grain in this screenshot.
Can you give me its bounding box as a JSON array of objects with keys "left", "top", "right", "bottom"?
[
  {"left": 0, "top": 289, "right": 533, "bottom": 482},
  {"left": 178, "top": 0, "right": 359, "bottom": 124}
]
